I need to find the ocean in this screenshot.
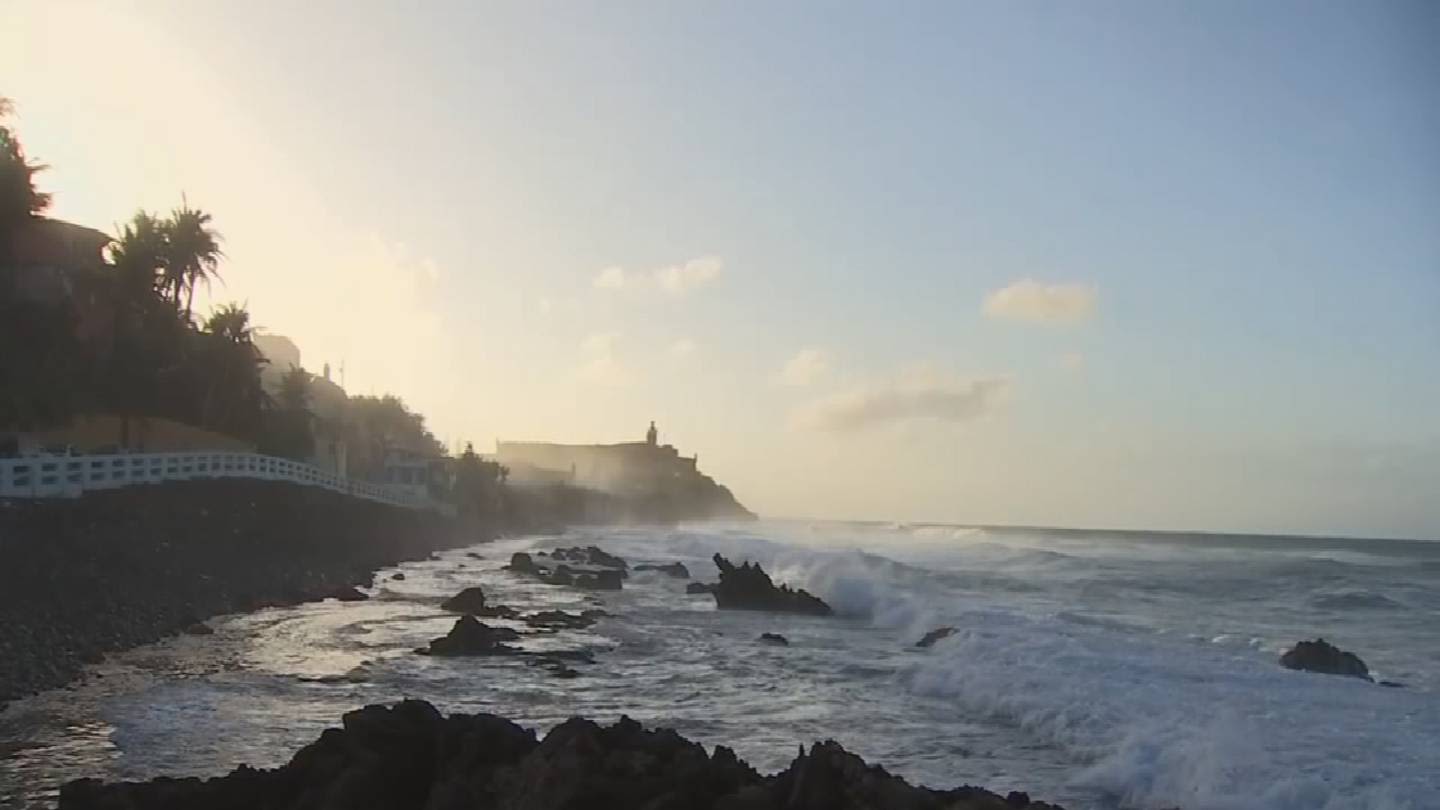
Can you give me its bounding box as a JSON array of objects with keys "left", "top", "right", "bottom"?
[{"left": 2, "top": 521, "right": 1437, "bottom": 809}]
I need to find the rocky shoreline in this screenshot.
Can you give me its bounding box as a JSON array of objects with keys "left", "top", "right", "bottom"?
[
  {"left": 58, "top": 699, "right": 1067, "bottom": 810},
  {"left": 0, "top": 480, "right": 482, "bottom": 707}
]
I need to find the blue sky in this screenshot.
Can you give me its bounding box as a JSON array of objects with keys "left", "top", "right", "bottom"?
[{"left": 5, "top": 0, "right": 1438, "bottom": 536}]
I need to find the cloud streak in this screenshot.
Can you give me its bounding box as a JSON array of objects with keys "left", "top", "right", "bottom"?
[
  {"left": 778, "top": 348, "right": 830, "bottom": 386},
  {"left": 592, "top": 256, "right": 723, "bottom": 296},
  {"left": 983, "top": 279, "right": 1096, "bottom": 324},
  {"left": 796, "top": 374, "right": 1010, "bottom": 432}
]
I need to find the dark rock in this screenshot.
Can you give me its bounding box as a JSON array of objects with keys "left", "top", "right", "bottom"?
[
  {"left": 440, "top": 586, "right": 488, "bottom": 614},
  {"left": 548, "top": 545, "right": 629, "bottom": 573},
  {"left": 390, "top": 572, "right": 406, "bottom": 581},
  {"left": 577, "top": 569, "right": 624, "bottom": 591},
  {"left": 58, "top": 700, "right": 1067, "bottom": 809},
  {"left": 916, "top": 626, "right": 956, "bottom": 648},
  {"left": 524, "top": 610, "right": 602, "bottom": 630},
  {"left": 1279, "top": 638, "right": 1372, "bottom": 680},
  {"left": 466, "top": 551, "right": 484, "bottom": 559},
  {"left": 759, "top": 632, "right": 789, "bottom": 646},
  {"left": 687, "top": 582, "right": 716, "bottom": 594},
  {"left": 507, "top": 548, "right": 627, "bottom": 591},
  {"left": 636, "top": 562, "right": 691, "bottom": 579},
  {"left": 325, "top": 585, "right": 369, "bottom": 602},
  {"left": 182, "top": 623, "right": 214, "bottom": 636},
  {"left": 711, "top": 554, "right": 832, "bottom": 616},
  {"left": 419, "top": 616, "right": 522, "bottom": 657},
  {"left": 505, "top": 551, "right": 541, "bottom": 575}
]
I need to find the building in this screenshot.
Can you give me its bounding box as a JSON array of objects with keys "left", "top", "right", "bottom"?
[
  {"left": 496, "top": 423, "right": 698, "bottom": 494},
  {"left": 1, "top": 217, "right": 114, "bottom": 344}
]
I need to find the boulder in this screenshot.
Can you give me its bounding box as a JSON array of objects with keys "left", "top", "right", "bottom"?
[
  {"left": 507, "top": 550, "right": 625, "bottom": 591},
  {"left": 710, "top": 554, "right": 832, "bottom": 616},
  {"left": 687, "top": 582, "right": 716, "bottom": 595},
  {"left": 759, "top": 633, "right": 789, "bottom": 646},
  {"left": 419, "top": 616, "right": 522, "bottom": 657},
  {"left": 466, "top": 551, "right": 484, "bottom": 559},
  {"left": 524, "top": 610, "right": 603, "bottom": 631},
  {"left": 440, "top": 586, "right": 488, "bottom": 614},
  {"left": 58, "top": 700, "right": 1068, "bottom": 810},
  {"left": 577, "top": 569, "right": 623, "bottom": 591},
  {"left": 390, "top": 572, "right": 406, "bottom": 581},
  {"left": 547, "top": 545, "right": 629, "bottom": 573},
  {"left": 635, "top": 562, "right": 691, "bottom": 579},
  {"left": 505, "top": 552, "right": 542, "bottom": 575},
  {"left": 1279, "top": 638, "right": 1372, "bottom": 680},
  {"left": 915, "top": 627, "right": 956, "bottom": 648},
  {"left": 181, "top": 623, "right": 214, "bottom": 636}
]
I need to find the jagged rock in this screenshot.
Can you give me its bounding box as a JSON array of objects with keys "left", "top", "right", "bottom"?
[
  {"left": 636, "top": 562, "right": 691, "bottom": 579},
  {"left": 577, "top": 569, "right": 624, "bottom": 591},
  {"left": 419, "top": 616, "right": 522, "bottom": 657},
  {"left": 546, "top": 545, "right": 629, "bottom": 573},
  {"left": 440, "top": 586, "right": 489, "bottom": 614},
  {"left": 916, "top": 627, "right": 956, "bottom": 648},
  {"left": 508, "top": 550, "right": 625, "bottom": 590},
  {"left": 687, "top": 582, "right": 716, "bottom": 594},
  {"left": 524, "top": 609, "right": 604, "bottom": 631},
  {"left": 711, "top": 554, "right": 832, "bottom": 616},
  {"left": 325, "top": 585, "right": 369, "bottom": 602},
  {"left": 57, "top": 700, "right": 1066, "bottom": 810},
  {"left": 1279, "top": 638, "right": 1372, "bottom": 680},
  {"left": 506, "top": 551, "right": 542, "bottom": 575},
  {"left": 759, "top": 632, "right": 789, "bottom": 646}
]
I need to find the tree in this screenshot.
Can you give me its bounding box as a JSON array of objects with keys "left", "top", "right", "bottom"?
[
  {"left": 452, "top": 441, "right": 508, "bottom": 520},
  {"left": 163, "top": 199, "right": 222, "bottom": 321},
  {"left": 0, "top": 96, "right": 51, "bottom": 226},
  {"left": 198, "top": 303, "right": 267, "bottom": 439},
  {"left": 259, "top": 367, "right": 315, "bottom": 460}
]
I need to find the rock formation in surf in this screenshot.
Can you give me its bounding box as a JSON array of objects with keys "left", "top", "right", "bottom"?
[
  {"left": 418, "top": 615, "right": 522, "bottom": 656},
  {"left": 58, "top": 699, "right": 1067, "bottom": 810},
  {"left": 710, "top": 554, "right": 832, "bottom": 616},
  {"left": 635, "top": 561, "right": 691, "bottom": 578},
  {"left": 1279, "top": 638, "right": 1372, "bottom": 680},
  {"left": 505, "top": 547, "right": 628, "bottom": 590},
  {"left": 916, "top": 627, "right": 957, "bottom": 648}
]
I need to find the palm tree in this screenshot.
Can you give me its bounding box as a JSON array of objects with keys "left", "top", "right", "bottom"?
[
  {"left": 0, "top": 96, "right": 51, "bottom": 226},
  {"left": 163, "top": 198, "right": 223, "bottom": 322},
  {"left": 199, "top": 302, "right": 266, "bottom": 437},
  {"left": 110, "top": 211, "right": 168, "bottom": 301}
]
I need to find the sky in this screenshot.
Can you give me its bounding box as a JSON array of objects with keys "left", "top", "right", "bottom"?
[{"left": 4, "top": 0, "right": 1438, "bottom": 538}]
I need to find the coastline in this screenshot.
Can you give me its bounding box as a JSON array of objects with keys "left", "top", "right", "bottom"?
[
  {"left": 0, "top": 479, "right": 485, "bottom": 707},
  {"left": 2, "top": 529, "right": 1075, "bottom": 810}
]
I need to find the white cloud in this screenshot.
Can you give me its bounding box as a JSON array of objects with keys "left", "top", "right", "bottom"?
[
  {"left": 577, "top": 331, "right": 630, "bottom": 385},
  {"left": 654, "top": 255, "right": 722, "bottom": 295},
  {"left": 669, "top": 338, "right": 697, "bottom": 360},
  {"left": 593, "top": 256, "right": 723, "bottom": 296},
  {"left": 795, "top": 374, "right": 1010, "bottom": 432},
  {"left": 983, "top": 279, "right": 1096, "bottom": 324},
  {"left": 777, "top": 348, "right": 830, "bottom": 386},
  {"left": 593, "top": 266, "right": 628, "bottom": 289}
]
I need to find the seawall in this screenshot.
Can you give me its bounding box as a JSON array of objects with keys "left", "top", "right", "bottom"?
[{"left": 0, "top": 479, "right": 481, "bottom": 706}]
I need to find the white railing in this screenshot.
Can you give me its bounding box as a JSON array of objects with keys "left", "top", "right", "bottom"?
[{"left": 0, "top": 451, "right": 454, "bottom": 515}]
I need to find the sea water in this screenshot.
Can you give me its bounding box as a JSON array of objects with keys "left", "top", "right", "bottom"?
[{"left": 1, "top": 522, "right": 1437, "bottom": 809}]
